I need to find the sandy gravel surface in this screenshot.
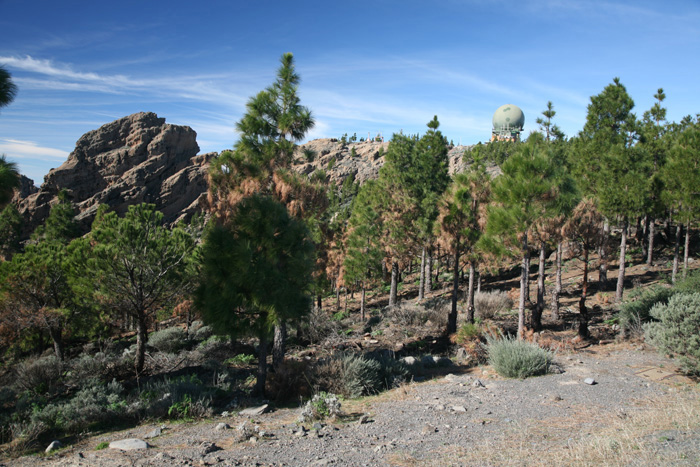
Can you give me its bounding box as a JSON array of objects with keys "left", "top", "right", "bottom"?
[{"left": 6, "top": 346, "right": 699, "bottom": 467}]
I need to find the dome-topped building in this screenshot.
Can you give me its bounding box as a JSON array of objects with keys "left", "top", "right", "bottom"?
[{"left": 491, "top": 104, "right": 525, "bottom": 142}]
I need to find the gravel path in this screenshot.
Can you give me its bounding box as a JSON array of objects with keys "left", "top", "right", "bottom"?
[{"left": 7, "top": 346, "right": 699, "bottom": 466}]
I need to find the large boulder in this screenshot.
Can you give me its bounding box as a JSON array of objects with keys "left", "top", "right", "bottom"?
[{"left": 17, "top": 112, "right": 215, "bottom": 238}]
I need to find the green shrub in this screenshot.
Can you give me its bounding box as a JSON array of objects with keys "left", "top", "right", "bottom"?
[
  {"left": 28, "top": 378, "right": 127, "bottom": 435},
  {"left": 674, "top": 269, "right": 700, "bottom": 294},
  {"left": 137, "top": 374, "right": 212, "bottom": 419},
  {"left": 15, "top": 356, "right": 62, "bottom": 395},
  {"left": 68, "top": 352, "right": 118, "bottom": 386},
  {"left": 332, "top": 310, "right": 349, "bottom": 322},
  {"left": 188, "top": 321, "right": 213, "bottom": 342},
  {"left": 487, "top": 336, "right": 553, "bottom": 378},
  {"left": 341, "top": 354, "right": 383, "bottom": 398},
  {"left": 371, "top": 354, "right": 410, "bottom": 389},
  {"left": 148, "top": 327, "right": 186, "bottom": 353},
  {"left": 619, "top": 285, "right": 675, "bottom": 336},
  {"left": 644, "top": 293, "right": 700, "bottom": 375},
  {"left": 95, "top": 441, "right": 109, "bottom": 450},
  {"left": 455, "top": 323, "right": 480, "bottom": 343},
  {"left": 225, "top": 354, "right": 255, "bottom": 366}
]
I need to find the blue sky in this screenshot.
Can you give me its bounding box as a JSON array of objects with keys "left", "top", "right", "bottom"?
[{"left": 1, "top": 0, "right": 699, "bottom": 185}]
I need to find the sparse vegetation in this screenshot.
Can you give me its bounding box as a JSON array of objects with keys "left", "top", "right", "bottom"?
[{"left": 487, "top": 335, "right": 553, "bottom": 378}]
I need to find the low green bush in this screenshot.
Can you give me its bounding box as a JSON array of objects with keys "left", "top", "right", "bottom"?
[
  {"left": 342, "top": 354, "right": 383, "bottom": 398},
  {"left": 68, "top": 352, "right": 119, "bottom": 386},
  {"left": 644, "top": 293, "right": 700, "bottom": 375},
  {"left": 487, "top": 335, "right": 553, "bottom": 378},
  {"left": 148, "top": 327, "right": 186, "bottom": 353},
  {"left": 137, "top": 374, "right": 212, "bottom": 419},
  {"left": 225, "top": 354, "right": 255, "bottom": 366},
  {"left": 619, "top": 285, "right": 675, "bottom": 336},
  {"left": 14, "top": 356, "right": 62, "bottom": 395}
]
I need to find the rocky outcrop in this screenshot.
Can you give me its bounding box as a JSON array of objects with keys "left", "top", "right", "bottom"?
[
  {"left": 12, "top": 175, "right": 39, "bottom": 201},
  {"left": 15, "top": 113, "right": 495, "bottom": 239},
  {"left": 17, "top": 112, "right": 215, "bottom": 238},
  {"left": 292, "top": 138, "right": 479, "bottom": 186}
]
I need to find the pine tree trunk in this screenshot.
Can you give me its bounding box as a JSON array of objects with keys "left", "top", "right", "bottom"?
[
  {"left": 647, "top": 217, "right": 655, "bottom": 266},
  {"left": 435, "top": 245, "right": 440, "bottom": 283},
  {"left": 418, "top": 248, "right": 426, "bottom": 300},
  {"left": 344, "top": 288, "right": 348, "bottom": 313},
  {"left": 255, "top": 334, "right": 268, "bottom": 396},
  {"left": 335, "top": 284, "right": 340, "bottom": 312},
  {"left": 599, "top": 219, "right": 609, "bottom": 289},
  {"left": 683, "top": 220, "right": 690, "bottom": 278},
  {"left": 424, "top": 250, "right": 433, "bottom": 296},
  {"left": 518, "top": 233, "right": 529, "bottom": 339},
  {"left": 389, "top": 261, "right": 398, "bottom": 306},
  {"left": 616, "top": 218, "right": 628, "bottom": 302},
  {"left": 466, "top": 263, "right": 476, "bottom": 323},
  {"left": 448, "top": 247, "right": 460, "bottom": 334},
  {"left": 524, "top": 244, "right": 531, "bottom": 304},
  {"left": 360, "top": 284, "right": 366, "bottom": 321},
  {"left": 272, "top": 322, "right": 286, "bottom": 370},
  {"left": 641, "top": 216, "right": 649, "bottom": 259},
  {"left": 551, "top": 241, "right": 562, "bottom": 321},
  {"left": 477, "top": 270, "right": 482, "bottom": 294},
  {"left": 533, "top": 242, "right": 546, "bottom": 331},
  {"left": 578, "top": 248, "right": 590, "bottom": 339},
  {"left": 48, "top": 323, "right": 64, "bottom": 362},
  {"left": 135, "top": 313, "right": 147, "bottom": 374},
  {"left": 672, "top": 223, "right": 681, "bottom": 284},
  {"left": 317, "top": 293, "right": 322, "bottom": 311}
]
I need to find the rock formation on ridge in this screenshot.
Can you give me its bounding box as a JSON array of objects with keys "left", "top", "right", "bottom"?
[{"left": 17, "top": 112, "right": 215, "bottom": 238}]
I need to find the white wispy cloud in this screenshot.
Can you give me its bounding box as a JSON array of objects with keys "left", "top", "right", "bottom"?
[
  {"left": 1, "top": 55, "right": 252, "bottom": 107},
  {"left": 0, "top": 138, "right": 69, "bottom": 162},
  {"left": 0, "top": 55, "right": 142, "bottom": 87}
]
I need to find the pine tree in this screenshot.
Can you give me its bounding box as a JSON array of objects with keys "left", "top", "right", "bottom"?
[
  {"left": 437, "top": 156, "right": 490, "bottom": 333},
  {"left": 0, "top": 65, "right": 18, "bottom": 112},
  {"left": 536, "top": 101, "right": 566, "bottom": 142},
  {"left": 485, "top": 138, "right": 560, "bottom": 337},
  {"left": 0, "top": 155, "right": 20, "bottom": 208},
  {"left": 576, "top": 78, "right": 642, "bottom": 301},
  {"left": 196, "top": 195, "right": 314, "bottom": 395},
  {"left": 89, "top": 204, "right": 195, "bottom": 374},
  {"left": 639, "top": 88, "right": 668, "bottom": 266},
  {"left": 663, "top": 116, "right": 700, "bottom": 281},
  {"left": 31, "top": 190, "right": 79, "bottom": 244},
  {"left": 414, "top": 117, "right": 450, "bottom": 299},
  {"left": 204, "top": 53, "right": 320, "bottom": 374},
  {"left": 563, "top": 198, "right": 603, "bottom": 338},
  {"left": 0, "top": 240, "right": 73, "bottom": 360},
  {"left": 343, "top": 180, "right": 384, "bottom": 320},
  {"left": 0, "top": 204, "right": 22, "bottom": 260}
]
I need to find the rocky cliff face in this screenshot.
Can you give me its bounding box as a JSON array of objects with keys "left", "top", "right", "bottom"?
[
  {"left": 292, "top": 138, "right": 477, "bottom": 186},
  {"left": 18, "top": 112, "right": 214, "bottom": 238}
]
